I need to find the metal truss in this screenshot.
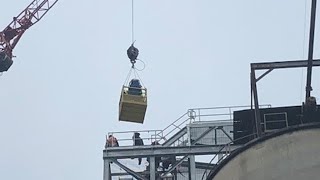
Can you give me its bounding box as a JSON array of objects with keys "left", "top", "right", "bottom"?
[
  {"left": 0, "top": 0, "right": 58, "bottom": 57},
  {"left": 251, "top": 59, "right": 320, "bottom": 137},
  {"left": 104, "top": 123, "right": 240, "bottom": 180}
]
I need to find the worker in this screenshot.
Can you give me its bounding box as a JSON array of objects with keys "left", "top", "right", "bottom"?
[
  {"left": 302, "top": 96, "right": 318, "bottom": 123},
  {"left": 146, "top": 141, "right": 161, "bottom": 170},
  {"left": 127, "top": 43, "right": 139, "bottom": 65},
  {"left": 305, "top": 96, "right": 317, "bottom": 111},
  {"left": 162, "top": 155, "right": 176, "bottom": 171},
  {"left": 128, "top": 79, "right": 142, "bottom": 95},
  {"left": 105, "top": 135, "right": 119, "bottom": 148},
  {"left": 132, "top": 132, "right": 144, "bottom": 165}
]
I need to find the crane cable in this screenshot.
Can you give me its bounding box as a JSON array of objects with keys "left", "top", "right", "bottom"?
[
  {"left": 127, "top": 0, "right": 139, "bottom": 69},
  {"left": 130, "top": 0, "right": 146, "bottom": 73},
  {"left": 123, "top": 0, "right": 146, "bottom": 87},
  {"left": 131, "top": 0, "right": 135, "bottom": 44}
]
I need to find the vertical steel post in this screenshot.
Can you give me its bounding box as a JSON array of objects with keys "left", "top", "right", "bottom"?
[
  {"left": 187, "top": 124, "right": 191, "bottom": 146},
  {"left": 188, "top": 156, "right": 196, "bottom": 180},
  {"left": 306, "top": 0, "right": 317, "bottom": 101},
  {"left": 149, "top": 157, "right": 156, "bottom": 180},
  {"left": 214, "top": 129, "right": 217, "bottom": 145},
  {"left": 251, "top": 70, "right": 262, "bottom": 137},
  {"left": 103, "top": 159, "right": 111, "bottom": 180}
]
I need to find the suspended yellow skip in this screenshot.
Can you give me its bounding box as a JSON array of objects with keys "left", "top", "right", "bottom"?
[
  {"left": 119, "top": 43, "right": 147, "bottom": 124},
  {"left": 119, "top": 80, "right": 147, "bottom": 124}
]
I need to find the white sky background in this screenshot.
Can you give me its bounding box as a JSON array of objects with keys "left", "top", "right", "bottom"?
[{"left": 1, "top": 0, "right": 320, "bottom": 179}]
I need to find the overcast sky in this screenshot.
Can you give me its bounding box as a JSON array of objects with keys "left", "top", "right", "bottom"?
[{"left": 1, "top": 0, "right": 320, "bottom": 179}]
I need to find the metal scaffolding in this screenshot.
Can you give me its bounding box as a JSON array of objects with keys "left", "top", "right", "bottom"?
[{"left": 102, "top": 106, "right": 263, "bottom": 180}]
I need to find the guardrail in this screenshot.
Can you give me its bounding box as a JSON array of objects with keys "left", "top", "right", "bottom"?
[
  {"left": 107, "top": 130, "right": 163, "bottom": 147},
  {"left": 152, "top": 105, "right": 271, "bottom": 145},
  {"left": 107, "top": 105, "right": 272, "bottom": 147}
]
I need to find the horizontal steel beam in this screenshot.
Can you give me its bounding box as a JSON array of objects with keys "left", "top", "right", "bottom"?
[
  {"left": 189, "top": 121, "right": 233, "bottom": 128},
  {"left": 251, "top": 59, "right": 320, "bottom": 70},
  {"left": 103, "top": 144, "right": 242, "bottom": 159}
]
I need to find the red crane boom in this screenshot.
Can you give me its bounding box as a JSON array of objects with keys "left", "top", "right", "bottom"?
[{"left": 0, "top": 0, "right": 58, "bottom": 72}]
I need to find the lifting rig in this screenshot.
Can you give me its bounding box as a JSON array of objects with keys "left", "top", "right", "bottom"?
[{"left": 0, "top": 0, "right": 58, "bottom": 72}]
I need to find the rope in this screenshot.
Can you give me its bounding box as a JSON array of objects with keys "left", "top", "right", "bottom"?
[
  {"left": 133, "top": 68, "right": 137, "bottom": 79},
  {"left": 133, "top": 68, "right": 145, "bottom": 88},
  {"left": 134, "top": 58, "right": 146, "bottom": 71},
  {"left": 123, "top": 67, "right": 133, "bottom": 86},
  {"left": 123, "top": 66, "right": 145, "bottom": 88},
  {"left": 131, "top": 0, "right": 134, "bottom": 44}
]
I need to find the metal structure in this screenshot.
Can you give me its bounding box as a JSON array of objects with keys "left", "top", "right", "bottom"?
[
  {"left": 251, "top": 60, "right": 320, "bottom": 137},
  {"left": 103, "top": 106, "right": 269, "bottom": 180},
  {"left": 119, "top": 85, "right": 147, "bottom": 124},
  {"left": 306, "top": 0, "right": 317, "bottom": 101},
  {"left": 251, "top": 0, "right": 319, "bottom": 137},
  {"left": 0, "top": 0, "right": 58, "bottom": 72}
]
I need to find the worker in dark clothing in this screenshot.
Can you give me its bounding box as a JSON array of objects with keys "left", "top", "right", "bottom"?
[
  {"left": 302, "top": 96, "right": 318, "bottom": 123},
  {"left": 128, "top": 79, "right": 142, "bottom": 95},
  {"left": 146, "top": 141, "right": 161, "bottom": 170},
  {"left": 133, "top": 132, "right": 144, "bottom": 165}
]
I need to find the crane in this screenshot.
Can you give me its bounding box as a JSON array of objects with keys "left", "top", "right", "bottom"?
[{"left": 0, "top": 0, "right": 58, "bottom": 72}]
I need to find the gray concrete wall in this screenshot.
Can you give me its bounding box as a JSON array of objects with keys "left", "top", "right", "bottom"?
[{"left": 213, "top": 128, "right": 320, "bottom": 180}]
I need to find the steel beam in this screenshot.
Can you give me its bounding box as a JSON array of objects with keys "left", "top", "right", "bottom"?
[
  {"left": 103, "top": 144, "right": 241, "bottom": 159},
  {"left": 189, "top": 156, "right": 196, "bottom": 180},
  {"left": 251, "top": 59, "right": 320, "bottom": 70},
  {"left": 256, "top": 69, "right": 273, "bottom": 82},
  {"left": 251, "top": 70, "right": 262, "bottom": 137},
  {"left": 220, "top": 127, "right": 233, "bottom": 141},
  {"left": 192, "top": 126, "right": 216, "bottom": 145},
  {"left": 306, "top": 0, "right": 318, "bottom": 100},
  {"left": 149, "top": 157, "right": 156, "bottom": 180},
  {"left": 103, "top": 159, "right": 111, "bottom": 180}
]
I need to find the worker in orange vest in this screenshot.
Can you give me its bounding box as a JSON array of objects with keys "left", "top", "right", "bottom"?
[{"left": 105, "top": 135, "right": 119, "bottom": 148}]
